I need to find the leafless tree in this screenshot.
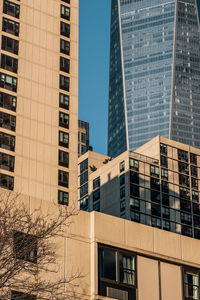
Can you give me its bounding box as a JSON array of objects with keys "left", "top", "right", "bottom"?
[{"left": 0, "top": 190, "right": 85, "bottom": 299}]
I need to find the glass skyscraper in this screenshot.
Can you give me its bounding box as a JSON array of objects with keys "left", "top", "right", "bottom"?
[{"left": 108, "top": 0, "right": 200, "bottom": 157}]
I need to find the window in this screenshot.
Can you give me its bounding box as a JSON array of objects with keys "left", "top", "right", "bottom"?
[
  {"left": 0, "top": 152, "right": 14, "bottom": 171},
  {"left": 58, "top": 190, "right": 68, "bottom": 206},
  {"left": 120, "top": 199, "right": 126, "bottom": 211},
  {"left": 178, "top": 149, "right": 188, "bottom": 162},
  {"left": 0, "top": 72, "right": 17, "bottom": 92},
  {"left": 179, "top": 174, "right": 190, "bottom": 187},
  {"left": 58, "top": 150, "right": 69, "bottom": 168},
  {"left": 180, "top": 200, "right": 191, "bottom": 213},
  {"left": 93, "top": 176, "right": 100, "bottom": 189},
  {"left": 150, "top": 165, "right": 159, "bottom": 177},
  {"left": 130, "top": 198, "right": 140, "bottom": 210},
  {"left": 191, "top": 165, "right": 197, "bottom": 177},
  {"left": 61, "top": 5, "right": 70, "bottom": 20},
  {"left": 120, "top": 186, "right": 125, "bottom": 199},
  {"left": 93, "top": 201, "right": 100, "bottom": 211},
  {"left": 1, "top": 35, "right": 19, "bottom": 54},
  {"left": 130, "top": 171, "right": 139, "bottom": 184},
  {"left": 0, "top": 91, "right": 16, "bottom": 111},
  {"left": 183, "top": 269, "right": 199, "bottom": 300},
  {"left": 3, "top": 0, "right": 20, "bottom": 18},
  {"left": 130, "top": 184, "right": 139, "bottom": 197},
  {"left": 163, "top": 220, "right": 170, "bottom": 231},
  {"left": 162, "top": 207, "right": 170, "bottom": 219},
  {"left": 80, "top": 159, "right": 88, "bottom": 174},
  {"left": 59, "top": 112, "right": 69, "bottom": 128},
  {"left": 2, "top": 17, "right": 19, "bottom": 36},
  {"left": 0, "top": 132, "right": 15, "bottom": 151},
  {"left": 13, "top": 232, "right": 37, "bottom": 263},
  {"left": 59, "top": 131, "right": 69, "bottom": 148},
  {"left": 161, "top": 180, "right": 169, "bottom": 194},
  {"left": 60, "top": 21, "right": 70, "bottom": 38},
  {"left": 151, "top": 203, "right": 161, "bottom": 217},
  {"left": 151, "top": 217, "right": 161, "bottom": 228},
  {"left": 150, "top": 177, "right": 160, "bottom": 191},
  {"left": 181, "top": 212, "right": 192, "bottom": 225},
  {"left": 0, "top": 111, "right": 16, "bottom": 131},
  {"left": 182, "top": 225, "right": 193, "bottom": 237},
  {"left": 160, "top": 143, "right": 167, "bottom": 155},
  {"left": 11, "top": 291, "right": 36, "bottom": 300},
  {"left": 81, "top": 132, "right": 86, "bottom": 143},
  {"left": 151, "top": 190, "right": 161, "bottom": 203},
  {"left": 93, "top": 189, "right": 100, "bottom": 202},
  {"left": 60, "top": 39, "right": 70, "bottom": 55},
  {"left": 0, "top": 173, "right": 14, "bottom": 189},
  {"left": 58, "top": 170, "right": 68, "bottom": 187},
  {"left": 179, "top": 161, "right": 189, "bottom": 174},
  {"left": 60, "top": 56, "right": 70, "bottom": 73},
  {"left": 1, "top": 54, "right": 18, "bottom": 73},
  {"left": 180, "top": 187, "right": 190, "bottom": 200},
  {"left": 60, "top": 74, "right": 69, "bottom": 91},
  {"left": 98, "top": 245, "right": 136, "bottom": 299},
  {"left": 120, "top": 161, "right": 125, "bottom": 172},
  {"left": 191, "top": 178, "right": 198, "bottom": 190},
  {"left": 130, "top": 158, "right": 139, "bottom": 171},
  {"left": 59, "top": 93, "right": 69, "bottom": 110},
  {"left": 120, "top": 174, "right": 125, "bottom": 186},
  {"left": 161, "top": 168, "right": 168, "bottom": 180},
  {"left": 161, "top": 155, "right": 168, "bottom": 167},
  {"left": 190, "top": 153, "right": 197, "bottom": 165},
  {"left": 62, "top": 0, "right": 70, "bottom": 3},
  {"left": 131, "top": 211, "right": 140, "bottom": 222},
  {"left": 162, "top": 193, "right": 169, "bottom": 206},
  {"left": 192, "top": 190, "right": 199, "bottom": 202},
  {"left": 80, "top": 171, "right": 88, "bottom": 186},
  {"left": 80, "top": 183, "right": 88, "bottom": 198},
  {"left": 80, "top": 195, "right": 88, "bottom": 210}
]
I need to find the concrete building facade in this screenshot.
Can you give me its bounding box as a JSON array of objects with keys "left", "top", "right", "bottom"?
[
  {"left": 79, "top": 136, "right": 200, "bottom": 240},
  {"left": 0, "top": 0, "right": 79, "bottom": 206}
]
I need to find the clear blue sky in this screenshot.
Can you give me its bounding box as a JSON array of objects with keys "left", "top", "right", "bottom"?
[{"left": 79, "top": 1, "right": 111, "bottom": 155}]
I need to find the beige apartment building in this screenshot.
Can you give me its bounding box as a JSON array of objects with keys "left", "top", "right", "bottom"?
[
  {"left": 0, "top": 0, "right": 78, "bottom": 205},
  {"left": 78, "top": 136, "right": 200, "bottom": 240}
]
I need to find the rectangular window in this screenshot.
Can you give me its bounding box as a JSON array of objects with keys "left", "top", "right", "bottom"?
[
  {"left": 58, "top": 150, "right": 69, "bottom": 168},
  {"left": 120, "top": 199, "right": 126, "bottom": 212},
  {"left": 179, "top": 161, "right": 189, "bottom": 174},
  {"left": 130, "top": 198, "right": 140, "bottom": 210},
  {"left": 190, "top": 153, "right": 197, "bottom": 165},
  {"left": 60, "top": 56, "right": 70, "bottom": 73},
  {"left": 59, "top": 112, "right": 69, "bottom": 128},
  {"left": 180, "top": 187, "right": 190, "bottom": 200},
  {"left": 181, "top": 212, "right": 192, "bottom": 225},
  {"left": 150, "top": 165, "right": 159, "bottom": 177},
  {"left": 161, "top": 180, "right": 169, "bottom": 194},
  {"left": 151, "top": 190, "right": 161, "bottom": 203},
  {"left": 131, "top": 211, "right": 140, "bottom": 223},
  {"left": 192, "top": 190, "right": 199, "bottom": 202},
  {"left": 0, "top": 111, "right": 16, "bottom": 131},
  {"left": 80, "top": 171, "right": 88, "bottom": 186},
  {"left": 62, "top": 0, "right": 70, "bottom": 3},
  {"left": 0, "top": 72, "right": 17, "bottom": 92},
  {"left": 0, "top": 172, "right": 14, "bottom": 190},
  {"left": 60, "top": 21, "right": 70, "bottom": 38},
  {"left": 98, "top": 245, "right": 136, "bottom": 299},
  {"left": 0, "top": 91, "right": 17, "bottom": 111},
  {"left": 178, "top": 149, "right": 188, "bottom": 162},
  {"left": 1, "top": 54, "right": 18, "bottom": 73},
  {"left": 13, "top": 231, "right": 37, "bottom": 263},
  {"left": 119, "top": 160, "right": 125, "bottom": 172},
  {"left": 130, "top": 158, "right": 139, "bottom": 171},
  {"left": 11, "top": 291, "right": 36, "bottom": 300},
  {"left": 1, "top": 35, "right": 19, "bottom": 54},
  {"left": 151, "top": 203, "right": 161, "bottom": 217},
  {"left": 60, "top": 74, "right": 69, "bottom": 91},
  {"left": 3, "top": 0, "right": 20, "bottom": 18},
  {"left": 80, "top": 195, "right": 88, "bottom": 210},
  {"left": 59, "top": 93, "right": 69, "bottom": 110},
  {"left": 191, "top": 165, "right": 197, "bottom": 177},
  {"left": 160, "top": 143, "right": 167, "bottom": 155},
  {"left": 130, "top": 184, "right": 139, "bottom": 197},
  {"left": 0, "top": 152, "right": 14, "bottom": 171},
  {"left": 93, "top": 189, "right": 100, "bottom": 202},
  {"left": 130, "top": 171, "right": 139, "bottom": 185},
  {"left": 93, "top": 201, "right": 100, "bottom": 211},
  {"left": 150, "top": 177, "right": 160, "bottom": 191},
  {"left": 120, "top": 174, "right": 125, "bottom": 186},
  {"left": 80, "top": 159, "right": 88, "bottom": 174},
  {"left": 120, "top": 186, "right": 125, "bottom": 199},
  {"left": 191, "top": 178, "right": 198, "bottom": 190},
  {"left": 93, "top": 176, "right": 100, "bottom": 189},
  {"left": 161, "top": 168, "right": 168, "bottom": 180},
  {"left": 183, "top": 269, "right": 199, "bottom": 300},
  {"left": 179, "top": 174, "right": 190, "bottom": 187},
  {"left": 0, "top": 132, "right": 15, "bottom": 151},
  {"left": 58, "top": 190, "right": 68, "bottom": 206},
  {"left": 80, "top": 183, "right": 88, "bottom": 198},
  {"left": 2, "top": 17, "right": 19, "bottom": 36},
  {"left": 61, "top": 5, "right": 70, "bottom": 20},
  {"left": 60, "top": 39, "right": 70, "bottom": 55},
  {"left": 160, "top": 155, "right": 168, "bottom": 167},
  {"left": 59, "top": 131, "right": 69, "bottom": 148},
  {"left": 58, "top": 170, "right": 68, "bottom": 188},
  {"left": 151, "top": 217, "right": 161, "bottom": 228}
]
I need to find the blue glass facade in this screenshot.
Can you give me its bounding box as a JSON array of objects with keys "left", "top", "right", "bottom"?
[{"left": 108, "top": 0, "right": 200, "bottom": 157}]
